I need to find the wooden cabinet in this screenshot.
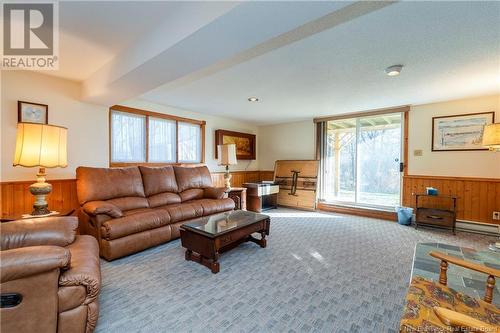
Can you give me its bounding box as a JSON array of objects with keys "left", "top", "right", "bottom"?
[
  {"left": 274, "top": 160, "right": 319, "bottom": 211},
  {"left": 415, "top": 194, "right": 457, "bottom": 234}
]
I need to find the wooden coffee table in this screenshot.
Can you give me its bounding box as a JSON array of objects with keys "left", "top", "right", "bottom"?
[{"left": 180, "top": 210, "right": 270, "bottom": 273}]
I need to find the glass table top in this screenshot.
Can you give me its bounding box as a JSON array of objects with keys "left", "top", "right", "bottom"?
[
  {"left": 181, "top": 210, "right": 269, "bottom": 238},
  {"left": 412, "top": 242, "right": 500, "bottom": 307}
]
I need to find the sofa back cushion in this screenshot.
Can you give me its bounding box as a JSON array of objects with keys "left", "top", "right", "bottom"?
[
  {"left": 139, "top": 166, "right": 178, "bottom": 196},
  {"left": 174, "top": 166, "right": 213, "bottom": 192},
  {"left": 76, "top": 166, "right": 145, "bottom": 205}
]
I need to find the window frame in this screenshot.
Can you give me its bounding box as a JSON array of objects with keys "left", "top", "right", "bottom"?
[{"left": 109, "top": 105, "right": 206, "bottom": 167}]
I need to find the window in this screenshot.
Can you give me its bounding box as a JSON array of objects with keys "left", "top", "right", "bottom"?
[
  {"left": 318, "top": 111, "right": 405, "bottom": 209},
  {"left": 111, "top": 111, "right": 146, "bottom": 162},
  {"left": 178, "top": 122, "right": 201, "bottom": 163},
  {"left": 149, "top": 117, "right": 176, "bottom": 163},
  {"left": 109, "top": 106, "right": 205, "bottom": 166}
]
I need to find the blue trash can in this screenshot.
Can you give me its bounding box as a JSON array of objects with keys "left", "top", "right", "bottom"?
[{"left": 396, "top": 206, "right": 413, "bottom": 225}]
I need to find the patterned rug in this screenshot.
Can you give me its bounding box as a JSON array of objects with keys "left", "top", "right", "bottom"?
[{"left": 96, "top": 209, "right": 496, "bottom": 333}]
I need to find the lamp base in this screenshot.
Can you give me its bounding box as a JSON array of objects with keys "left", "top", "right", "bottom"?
[
  {"left": 224, "top": 166, "right": 232, "bottom": 192},
  {"left": 29, "top": 167, "right": 52, "bottom": 216}
]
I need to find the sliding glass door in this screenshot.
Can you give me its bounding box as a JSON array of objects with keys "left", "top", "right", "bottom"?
[{"left": 322, "top": 112, "right": 403, "bottom": 208}]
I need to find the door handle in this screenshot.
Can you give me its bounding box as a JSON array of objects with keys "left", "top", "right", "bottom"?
[{"left": 399, "top": 162, "right": 404, "bottom": 173}]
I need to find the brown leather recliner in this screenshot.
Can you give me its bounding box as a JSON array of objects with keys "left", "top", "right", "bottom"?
[
  {"left": 77, "top": 165, "right": 235, "bottom": 261},
  {"left": 0, "top": 217, "right": 101, "bottom": 333}
]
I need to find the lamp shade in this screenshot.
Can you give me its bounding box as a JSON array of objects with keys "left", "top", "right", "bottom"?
[
  {"left": 482, "top": 123, "right": 500, "bottom": 151},
  {"left": 217, "top": 144, "right": 237, "bottom": 166},
  {"left": 13, "top": 123, "right": 68, "bottom": 168}
]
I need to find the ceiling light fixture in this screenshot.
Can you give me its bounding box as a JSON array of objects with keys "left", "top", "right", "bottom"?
[
  {"left": 385, "top": 64, "right": 403, "bottom": 76},
  {"left": 248, "top": 97, "right": 259, "bottom": 102}
]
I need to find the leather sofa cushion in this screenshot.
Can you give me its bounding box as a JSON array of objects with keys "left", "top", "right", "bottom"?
[
  {"left": 162, "top": 202, "right": 204, "bottom": 223},
  {"left": 106, "top": 197, "right": 149, "bottom": 212},
  {"left": 174, "top": 166, "right": 212, "bottom": 192},
  {"left": 100, "top": 210, "right": 171, "bottom": 240},
  {"left": 195, "top": 198, "right": 235, "bottom": 216},
  {"left": 100, "top": 226, "right": 171, "bottom": 261},
  {"left": 139, "top": 166, "right": 178, "bottom": 196},
  {"left": 204, "top": 187, "right": 226, "bottom": 200},
  {"left": 59, "top": 236, "right": 100, "bottom": 304},
  {"left": 1, "top": 217, "right": 78, "bottom": 250},
  {"left": 161, "top": 199, "right": 234, "bottom": 223},
  {"left": 147, "top": 192, "right": 182, "bottom": 208},
  {"left": 76, "top": 166, "right": 145, "bottom": 204},
  {"left": 179, "top": 189, "right": 204, "bottom": 202}
]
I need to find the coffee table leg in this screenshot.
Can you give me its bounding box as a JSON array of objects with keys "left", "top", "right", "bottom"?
[
  {"left": 259, "top": 231, "right": 267, "bottom": 248},
  {"left": 210, "top": 260, "right": 220, "bottom": 274},
  {"left": 185, "top": 249, "right": 192, "bottom": 261},
  {"left": 247, "top": 231, "right": 267, "bottom": 248}
]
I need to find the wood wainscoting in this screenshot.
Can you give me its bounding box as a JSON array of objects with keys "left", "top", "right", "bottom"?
[
  {"left": 1, "top": 179, "right": 79, "bottom": 218},
  {"left": 0, "top": 170, "right": 276, "bottom": 218},
  {"left": 402, "top": 175, "right": 500, "bottom": 225}
]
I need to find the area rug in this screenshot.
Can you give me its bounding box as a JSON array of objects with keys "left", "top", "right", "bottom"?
[{"left": 96, "top": 209, "right": 495, "bottom": 333}]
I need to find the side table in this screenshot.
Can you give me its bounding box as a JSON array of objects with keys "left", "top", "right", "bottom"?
[
  {"left": 415, "top": 194, "right": 457, "bottom": 234},
  {"left": 226, "top": 187, "right": 247, "bottom": 210},
  {"left": 1, "top": 209, "right": 76, "bottom": 223}
]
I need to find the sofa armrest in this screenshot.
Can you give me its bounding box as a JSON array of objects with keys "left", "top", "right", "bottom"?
[
  {"left": 204, "top": 187, "right": 227, "bottom": 200},
  {"left": 1, "top": 217, "right": 78, "bottom": 250},
  {"left": 82, "top": 201, "right": 123, "bottom": 218},
  {"left": 59, "top": 236, "right": 101, "bottom": 304},
  {"left": 434, "top": 307, "right": 499, "bottom": 333},
  {"left": 1, "top": 246, "right": 71, "bottom": 283}
]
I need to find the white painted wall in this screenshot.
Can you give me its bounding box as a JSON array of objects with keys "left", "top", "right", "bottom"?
[
  {"left": 122, "top": 99, "right": 259, "bottom": 172},
  {"left": 1, "top": 71, "right": 109, "bottom": 182},
  {"left": 408, "top": 95, "right": 500, "bottom": 178},
  {"left": 258, "top": 120, "right": 315, "bottom": 170},
  {"left": 257, "top": 95, "right": 500, "bottom": 178},
  {"left": 1, "top": 71, "right": 259, "bottom": 182}
]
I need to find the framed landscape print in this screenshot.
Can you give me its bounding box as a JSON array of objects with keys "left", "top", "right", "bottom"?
[
  {"left": 215, "top": 129, "right": 256, "bottom": 160},
  {"left": 18, "top": 101, "right": 48, "bottom": 124},
  {"left": 432, "top": 112, "right": 495, "bottom": 151}
]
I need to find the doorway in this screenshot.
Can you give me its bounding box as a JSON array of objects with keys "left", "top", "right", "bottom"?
[{"left": 321, "top": 112, "right": 403, "bottom": 209}]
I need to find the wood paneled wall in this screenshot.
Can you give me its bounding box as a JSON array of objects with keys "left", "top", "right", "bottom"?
[
  {"left": 3, "top": 171, "right": 498, "bottom": 226},
  {"left": 402, "top": 175, "right": 500, "bottom": 225},
  {"left": 1, "top": 179, "right": 79, "bottom": 218},
  {"left": 1, "top": 170, "right": 275, "bottom": 218}
]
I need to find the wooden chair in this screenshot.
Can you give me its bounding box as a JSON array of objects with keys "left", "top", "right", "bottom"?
[{"left": 400, "top": 251, "right": 500, "bottom": 333}]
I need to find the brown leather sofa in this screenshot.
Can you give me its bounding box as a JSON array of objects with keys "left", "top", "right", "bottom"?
[
  {"left": 0, "top": 217, "right": 101, "bottom": 333},
  {"left": 77, "top": 165, "right": 235, "bottom": 261}
]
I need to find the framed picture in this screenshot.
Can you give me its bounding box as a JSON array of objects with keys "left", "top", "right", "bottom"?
[
  {"left": 18, "top": 101, "right": 48, "bottom": 124},
  {"left": 215, "top": 129, "right": 256, "bottom": 160},
  {"left": 432, "top": 112, "right": 495, "bottom": 151}
]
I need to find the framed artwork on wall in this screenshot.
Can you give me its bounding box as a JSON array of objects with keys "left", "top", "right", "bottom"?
[
  {"left": 18, "top": 101, "right": 48, "bottom": 124},
  {"left": 215, "top": 129, "right": 256, "bottom": 160},
  {"left": 431, "top": 111, "right": 495, "bottom": 151}
]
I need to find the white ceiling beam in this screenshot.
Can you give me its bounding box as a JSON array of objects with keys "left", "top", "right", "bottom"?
[{"left": 82, "top": 1, "right": 395, "bottom": 105}]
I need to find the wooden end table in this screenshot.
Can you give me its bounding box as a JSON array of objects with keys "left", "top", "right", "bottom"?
[
  {"left": 180, "top": 210, "right": 270, "bottom": 273},
  {"left": 225, "top": 187, "right": 247, "bottom": 210},
  {"left": 415, "top": 194, "right": 457, "bottom": 234}
]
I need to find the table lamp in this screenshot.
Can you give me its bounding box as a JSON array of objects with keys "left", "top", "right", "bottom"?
[
  {"left": 217, "top": 144, "right": 237, "bottom": 191},
  {"left": 482, "top": 123, "right": 500, "bottom": 151},
  {"left": 13, "top": 123, "right": 68, "bottom": 215}
]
